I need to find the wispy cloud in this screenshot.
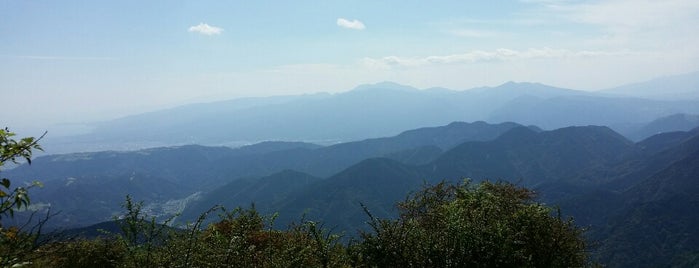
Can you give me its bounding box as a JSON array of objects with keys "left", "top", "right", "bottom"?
[
  {"left": 188, "top": 23, "right": 223, "bottom": 35},
  {"left": 336, "top": 18, "right": 366, "bottom": 30},
  {"left": 552, "top": 0, "right": 699, "bottom": 27},
  {"left": 1, "top": 55, "right": 118, "bottom": 61},
  {"left": 361, "top": 48, "right": 632, "bottom": 68},
  {"left": 447, "top": 29, "right": 500, "bottom": 38},
  {"left": 518, "top": 0, "right": 574, "bottom": 4},
  {"left": 521, "top": 0, "right": 699, "bottom": 48}
]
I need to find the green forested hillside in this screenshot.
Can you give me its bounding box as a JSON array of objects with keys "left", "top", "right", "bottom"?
[
  {"left": 4, "top": 122, "right": 699, "bottom": 266},
  {"left": 627, "top": 113, "right": 699, "bottom": 141},
  {"left": 5, "top": 121, "right": 523, "bottom": 228},
  {"left": 180, "top": 169, "right": 321, "bottom": 221},
  {"left": 598, "top": 140, "right": 699, "bottom": 267}
]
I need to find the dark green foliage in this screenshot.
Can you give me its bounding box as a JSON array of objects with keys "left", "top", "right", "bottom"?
[
  {"left": 1, "top": 226, "right": 38, "bottom": 267},
  {"left": 20, "top": 181, "right": 589, "bottom": 267},
  {"left": 116, "top": 195, "right": 175, "bottom": 267},
  {"left": 0, "top": 128, "right": 47, "bottom": 267},
  {"left": 30, "top": 202, "right": 353, "bottom": 267},
  {"left": 0, "top": 128, "right": 44, "bottom": 220},
  {"left": 179, "top": 207, "right": 350, "bottom": 267},
  {"left": 32, "top": 238, "right": 126, "bottom": 268},
  {"left": 355, "top": 180, "right": 588, "bottom": 267}
]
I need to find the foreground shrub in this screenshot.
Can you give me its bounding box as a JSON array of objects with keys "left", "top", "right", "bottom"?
[
  {"left": 23, "top": 180, "right": 589, "bottom": 267},
  {"left": 355, "top": 180, "right": 588, "bottom": 267}
]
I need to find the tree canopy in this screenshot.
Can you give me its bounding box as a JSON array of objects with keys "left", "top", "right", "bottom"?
[{"left": 357, "top": 180, "right": 589, "bottom": 267}]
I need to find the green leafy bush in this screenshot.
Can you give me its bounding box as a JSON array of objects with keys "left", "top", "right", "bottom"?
[
  {"left": 24, "top": 181, "right": 589, "bottom": 267},
  {"left": 355, "top": 180, "right": 588, "bottom": 267}
]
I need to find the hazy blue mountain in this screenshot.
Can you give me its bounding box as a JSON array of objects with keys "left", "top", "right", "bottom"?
[
  {"left": 206, "top": 121, "right": 526, "bottom": 178},
  {"left": 9, "top": 145, "right": 236, "bottom": 189},
  {"left": 636, "top": 128, "right": 699, "bottom": 155},
  {"left": 624, "top": 113, "right": 699, "bottom": 141},
  {"left": 177, "top": 121, "right": 531, "bottom": 224},
  {"left": 427, "top": 125, "right": 637, "bottom": 186},
  {"left": 368, "top": 121, "right": 534, "bottom": 150},
  {"left": 383, "top": 145, "right": 443, "bottom": 165},
  {"left": 43, "top": 82, "right": 586, "bottom": 153},
  {"left": 258, "top": 125, "right": 699, "bottom": 266},
  {"left": 5, "top": 141, "right": 324, "bottom": 228},
  {"left": 248, "top": 125, "right": 639, "bottom": 234},
  {"left": 42, "top": 94, "right": 332, "bottom": 153},
  {"left": 489, "top": 95, "right": 699, "bottom": 130},
  {"left": 595, "top": 133, "right": 699, "bottom": 267},
  {"left": 468, "top": 81, "right": 586, "bottom": 97},
  {"left": 231, "top": 141, "right": 323, "bottom": 155},
  {"left": 603, "top": 70, "right": 699, "bottom": 100},
  {"left": 7, "top": 121, "right": 521, "bottom": 228},
  {"left": 9, "top": 120, "right": 699, "bottom": 267},
  {"left": 43, "top": 78, "right": 699, "bottom": 154},
  {"left": 605, "top": 127, "right": 699, "bottom": 191},
  {"left": 23, "top": 173, "right": 191, "bottom": 228},
  {"left": 5, "top": 145, "right": 240, "bottom": 228},
  {"left": 180, "top": 169, "right": 321, "bottom": 221},
  {"left": 273, "top": 157, "right": 425, "bottom": 233}
]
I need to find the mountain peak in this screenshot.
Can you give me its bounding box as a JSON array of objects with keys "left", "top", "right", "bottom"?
[
  {"left": 502, "top": 80, "right": 522, "bottom": 86},
  {"left": 496, "top": 81, "right": 555, "bottom": 90},
  {"left": 474, "top": 81, "right": 587, "bottom": 97},
  {"left": 350, "top": 81, "right": 419, "bottom": 92}
]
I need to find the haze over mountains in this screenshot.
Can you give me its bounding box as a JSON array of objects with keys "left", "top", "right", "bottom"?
[
  {"left": 9, "top": 121, "right": 524, "bottom": 225},
  {"left": 5, "top": 71, "right": 699, "bottom": 267},
  {"left": 8, "top": 120, "right": 699, "bottom": 266},
  {"left": 43, "top": 71, "right": 699, "bottom": 154},
  {"left": 603, "top": 70, "right": 699, "bottom": 100},
  {"left": 6, "top": 0, "right": 699, "bottom": 265}
]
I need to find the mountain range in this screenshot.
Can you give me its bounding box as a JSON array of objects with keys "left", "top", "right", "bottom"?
[
  {"left": 8, "top": 121, "right": 524, "bottom": 227},
  {"left": 603, "top": 70, "right": 699, "bottom": 100},
  {"left": 7, "top": 120, "right": 699, "bottom": 266},
  {"left": 43, "top": 71, "right": 699, "bottom": 154},
  {"left": 6, "top": 71, "right": 699, "bottom": 266}
]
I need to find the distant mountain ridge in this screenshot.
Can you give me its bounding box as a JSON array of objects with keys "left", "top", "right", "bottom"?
[
  {"left": 603, "top": 70, "right": 699, "bottom": 100},
  {"left": 44, "top": 74, "right": 699, "bottom": 153},
  {"left": 8, "top": 72, "right": 699, "bottom": 266},
  {"left": 625, "top": 113, "right": 699, "bottom": 141}
]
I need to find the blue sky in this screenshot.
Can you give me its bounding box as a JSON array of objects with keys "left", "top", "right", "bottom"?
[{"left": 2, "top": 0, "right": 699, "bottom": 133}]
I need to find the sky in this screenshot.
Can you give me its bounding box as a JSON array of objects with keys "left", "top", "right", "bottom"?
[{"left": 2, "top": 0, "right": 699, "bottom": 134}]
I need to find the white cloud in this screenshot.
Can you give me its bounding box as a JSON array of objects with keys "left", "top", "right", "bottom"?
[
  {"left": 522, "top": 0, "right": 699, "bottom": 50},
  {"left": 188, "top": 23, "right": 223, "bottom": 35},
  {"left": 361, "top": 48, "right": 632, "bottom": 68},
  {"left": 447, "top": 29, "right": 500, "bottom": 38},
  {"left": 554, "top": 0, "right": 699, "bottom": 28},
  {"left": 336, "top": 18, "right": 366, "bottom": 30}
]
